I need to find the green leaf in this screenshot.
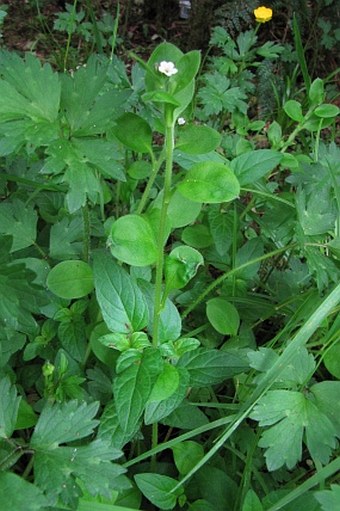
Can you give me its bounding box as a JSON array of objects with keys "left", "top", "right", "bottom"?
[
  {"left": 34, "top": 439, "right": 126, "bottom": 507},
  {"left": 206, "top": 298, "right": 240, "bottom": 335},
  {"left": 30, "top": 400, "right": 100, "bottom": 449},
  {"left": 250, "top": 388, "right": 338, "bottom": 471},
  {"left": 323, "top": 341, "right": 340, "bottom": 379},
  {"left": 182, "top": 224, "right": 213, "bottom": 249},
  {"left": 177, "top": 162, "right": 240, "bottom": 203},
  {"left": 314, "top": 104, "right": 339, "bottom": 118},
  {"left": 135, "top": 473, "right": 183, "bottom": 510},
  {"left": 165, "top": 245, "right": 204, "bottom": 291},
  {"left": 148, "top": 363, "right": 180, "bottom": 401},
  {"left": 172, "top": 441, "right": 204, "bottom": 476},
  {"left": 315, "top": 484, "right": 340, "bottom": 511},
  {"left": 309, "top": 78, "right": 325, "bottom": 106},
  {"left": 0, "top": 376, "right": 21, "bottom": 438},
  {"left": 0, "top": 51, "right": 60, "bottom": 122},
  {"left": 114, "top": 113, "right": 152, "bottom": 153},
  {"left": 176, "top": 124, "right": 221, "bottom": 154},
  {"left": 296, "top": 187, "right": 336, "bottom": 236},
  {"left": 110, "top": 214, "right": 158, "bottom": 267},
  {"left": 142, "top": 90, "right": 180, "bottom": 106},
  {"left": 0, "top": 199, "right": 37, "bottom": 251},
  {"left": 47, "top": 260, "right": 94, "bottom": 299},
  {"left": 0, "top": 236, "right": 44, "bottom": 335},
  {"left": 49, "top": 215, "right": 83, "bottom": 260},
  {"left": 144, "top": 367, "right": 190, "bottom": 424},
  {"left": 15, "top": 399, "right": 37, "bottom": 430},
  {"left": 230, "top": 149, "right": 282, "bottom": 186},
  {"left": 283, "top": 99, "right": 304, "bottom": 122},
  {"left": 138, "top": 280, "right": 181, "bottom": 343},
  {"left": 242, "top": 489, "right": 263, "bottom": 511},
  {"left": 0, "top": 472, "right": 47, "bottom": 510},
  {"left": 167, "top": 189, "right": 201, "bottom": 228},
  {"left": 145, "top": 42, "right": 184, "bottom": 92},
  {"left": 114, "top": 348, "right": 162, "bottom": 435},
  {"left": 172, "top": 50, "right": 201, "bottom": 93},
  {"left": 93, "top": 251, "right": 148, "bottom": 334},
  {"left": 177, "top": 348, "right": 248, "bottom": 387},
  {"left": 208, "top": 206, "right": 233, "bottom": 256}
]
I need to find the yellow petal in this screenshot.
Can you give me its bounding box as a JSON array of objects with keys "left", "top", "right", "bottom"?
[{"left": 254, "top": 6, "right": 273, "bottom": 23}]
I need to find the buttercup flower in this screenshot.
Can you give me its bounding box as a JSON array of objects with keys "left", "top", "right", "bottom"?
[
  {"left": 177, "top": 117, "right": 186, "bottom": 125},
  {"left": 254, "top": 6, "right": 273, "bottom": 23},
  {"left": 158, "top": 61, "right": 178, "bottom": 77}
]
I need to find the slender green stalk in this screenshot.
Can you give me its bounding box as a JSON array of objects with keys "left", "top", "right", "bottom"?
[
  {"left": 84, "top": 0, "right": 102, "bottom": 53},
  {"left": 152, "top": 116, "right": 175, "bottom": 347},
  {"left": 136, "top": 150, "right": 165, "bottom": 215},
  {"left": 110, "top": 1, "right": 120, "bottom": 61},
  {"left": 63, "top": 0, "right": 78, "bottom": 72},
  {"left": 82, "top": 203, "right": 90, "bottom": 263},
  {"left": 181, "top": 243, "right": 298, "bottom": 319}
]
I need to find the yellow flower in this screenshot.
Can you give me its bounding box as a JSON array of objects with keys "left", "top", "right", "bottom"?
[{"left": 254, "top": 6, "right": 273, "bottom": 23}]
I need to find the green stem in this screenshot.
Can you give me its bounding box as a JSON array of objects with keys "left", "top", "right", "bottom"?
[
  {"left": 181, "top": 243, "right": 298, "bottom": 319},
  {"left": 63, "top": 0, "right": 78, "bottom": 72},
  {"left": 84, "top": 0, "right": 103, "bottom": 53},
  {"left": 136, "top": 151, "right": 164, "bottom": 215},
  {"left": 152, "top": 118, "right": 174, "bottom": 348},
  {"left": 82, "top": 203, "right": 90, "bottom": 263}
]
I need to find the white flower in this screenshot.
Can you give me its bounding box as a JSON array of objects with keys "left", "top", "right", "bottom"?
[
  {"left": 177, "top": 117, "right": 186, "bottom": 125},
  {"left": 158, "top": 61, "right": 178, "bottom": 77}
]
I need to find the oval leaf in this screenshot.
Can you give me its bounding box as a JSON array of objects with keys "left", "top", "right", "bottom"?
[
  {"left": 47, "top": 260, "right": 94, "bottom": 299},
  {"left": 110, "top": 214, "right": 157, "bottom": 266},
  {"left": 177, "top": 162, "right": 240, "bottom": 204},
  {"left": 114, "top": 113, "right": 152, "bottom": 153},
  {"left": 176, "top": 125, "right": 221, "bottom": 154},
  {"left": 206, "top": 298, "right": 240, "bottom": 336}
]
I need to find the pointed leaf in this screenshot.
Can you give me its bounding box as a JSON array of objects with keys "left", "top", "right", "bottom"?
[{"left": 93, "top": 251, "right": 148, "bottom": 334}]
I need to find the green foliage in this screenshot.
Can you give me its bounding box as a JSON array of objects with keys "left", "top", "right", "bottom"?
[{"left": 0, "top": 13, "right": 339, "bottom": 511}]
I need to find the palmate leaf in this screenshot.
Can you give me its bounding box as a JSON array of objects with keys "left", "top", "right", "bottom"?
[
  {"left": 0, "top": 472, "right": 48, "bottom": 511},
  {"left": 31, "top": 400, "right": 100, "bottom": 449},
  {"left": 0, "top": 376, "right": 21, "bottom": 438},
  {"left": 30, "top": 400, "right": 127, "bottom": 507},
  {"left": 250, "top": 383, "right": 340, "bottom": 471},
  {"left": 0, "top": 199, "right": 37, "bottom": 251},
  {"left": 42, "top": 138, "right": 125, "bottom": 213},
  {"left": 33, "top": 440, "right": 127, "bottom": 507},
  {"left": 0, "top": 51, "right": 60, "bottom": 122},
  {"left": 0, "top": 236, "right": 45, "bottom": 335}
]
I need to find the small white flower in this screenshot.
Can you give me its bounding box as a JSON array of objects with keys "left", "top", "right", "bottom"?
[
  {"left": 177, "top": 117, "right": 186, "bottom": 125},
  {"left": 158, "top": 61, "right": 178, "bottom": 77}
]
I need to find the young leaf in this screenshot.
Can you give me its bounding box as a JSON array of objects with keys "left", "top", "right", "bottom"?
[
  {"left": 114, "top": 348, "right": 162, "bottom": 436},
  {"left": 165, "top": 245, "right": 204, "bottom": 291},
  {"left": 283, "top": 99, "right": 304, "bottom": 122},
  {"left": 144, "top": 367, "right": 190, "bottom": 425},
  {"left": 167, "top": 189, "right": 201, "bottom": 228},
  {"left": 0, "top": 472, "right": 47, "bottom": 511},
  {"left": 0, "top": 376, "right": 21, "bottom": 438},
  {"left": 110, "top": 214, "right": 158, "bottom": 267},
  {"left": 148, "top": 363, "right": 180, "bottom": 402},
  {"left": 47, "top": 260, "right": 94, "bottom": 299},
  {"left": 135, "top": 473, "right": 184, "bottom": 510},
  {"left": 206, "top": 298, "right": 240, "bottom": 335},
  {"left": 177, "top": 162, "right": 240, "bottom": 203},
  {"left": 93, "top": 250, "right": 148, "bottom": 334}
]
